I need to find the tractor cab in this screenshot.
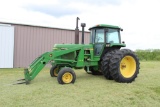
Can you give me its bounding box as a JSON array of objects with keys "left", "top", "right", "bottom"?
[{"left": 89, "top": 24, "right": 125, "bottom": 56}]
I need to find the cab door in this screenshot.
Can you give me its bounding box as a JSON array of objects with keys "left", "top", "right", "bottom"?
[{"left": 93, "top": 29, "right": 105, "bottom": 56}]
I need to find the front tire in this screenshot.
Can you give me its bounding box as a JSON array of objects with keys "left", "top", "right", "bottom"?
[
  {"left": 57, "top": 67, "right": 76, "bottom": 84},
  {"left": 109, "top": 49, "right": 140, "bottom": 83},
  {"left": 50, "top": 66, "right": 59, "bottom": 77}
]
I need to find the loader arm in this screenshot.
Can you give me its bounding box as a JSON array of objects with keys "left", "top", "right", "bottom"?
[
  {"left": 23, "top": 46, "right": 83, "bottom": 84},
  {"left": 24, "top": 52, "right": 52, "bottom": 83}
]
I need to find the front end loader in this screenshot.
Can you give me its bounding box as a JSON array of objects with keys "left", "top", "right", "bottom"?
[
  {"left": 17, "top": 17, "right": 140, "bottom": 85},
  {"left": 23, "top": 44, "right": 94, "bottom": 84}
]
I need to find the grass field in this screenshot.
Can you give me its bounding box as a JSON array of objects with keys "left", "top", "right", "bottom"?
[{"left": 0, "top": 61, "right": 160, "bottom": 107}]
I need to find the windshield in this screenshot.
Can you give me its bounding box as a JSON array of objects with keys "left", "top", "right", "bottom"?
[{"left": 106, "top": 29, "right": 120, "bottom": 43}]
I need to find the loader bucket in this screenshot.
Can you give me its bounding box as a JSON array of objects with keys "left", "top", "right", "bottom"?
[{"left": 24, "top": 68, "right": 30, "bottom": 84}]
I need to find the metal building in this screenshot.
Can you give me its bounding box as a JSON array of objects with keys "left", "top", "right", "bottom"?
[{"left": 0, "top": 22, "right": 90, "bottom": 68}]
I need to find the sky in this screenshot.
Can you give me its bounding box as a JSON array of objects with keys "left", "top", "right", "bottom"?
[{"left": 0, "top": 0, "right": 160, "bottom": 50}]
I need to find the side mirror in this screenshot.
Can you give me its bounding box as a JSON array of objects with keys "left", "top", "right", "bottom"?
[{"left": 120, "top": 29, "right": 123, "bottom": 31}]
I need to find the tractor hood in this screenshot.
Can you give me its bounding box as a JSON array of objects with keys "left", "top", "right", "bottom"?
[{"left": 53, "top": 44, "right": 93, "bottom": 50}]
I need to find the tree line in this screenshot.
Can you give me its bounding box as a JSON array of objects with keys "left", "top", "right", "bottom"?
[{"left": 135, "top": 49, "right": 160, "bottom": 61}]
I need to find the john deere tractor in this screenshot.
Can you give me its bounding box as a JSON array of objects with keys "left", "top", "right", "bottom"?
[{"left": 18, "top": 17, "right": 140, "bottom": 84}]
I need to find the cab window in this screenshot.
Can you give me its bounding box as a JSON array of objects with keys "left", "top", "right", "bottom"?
[
  {"left": 95, "top": 29, "right": 104, "bottom": 43},
  {"left": 106, "top": 29, "right": 120, "bottom": 43}
]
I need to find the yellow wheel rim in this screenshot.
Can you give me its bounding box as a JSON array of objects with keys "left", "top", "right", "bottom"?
[
  {"left": 62, "top": 72, "right": 73, "bottom": 83},
  {"left": 120, "top": 56, "right": 136, "bottom": 78},
  {"left": 54, "top": 68, "right": 59, "bottom": 77}
]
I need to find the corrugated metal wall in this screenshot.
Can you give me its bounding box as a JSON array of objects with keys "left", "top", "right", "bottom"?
[{"left": 8, "top": 23, "right": 90, "bottom": 68}]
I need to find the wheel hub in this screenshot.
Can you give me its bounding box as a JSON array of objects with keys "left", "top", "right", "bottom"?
[
  {"left": 120, "top": 56, "right": 136, "bottom": 78},
  {"left": 54, "top": 68, "right": 59, "bottom": 77},
  {"left": 62, "top": 72, "right": 73, "bottom": 83},
  {"left": 121, "top": 63, "right": 126, "bottom": 69}
]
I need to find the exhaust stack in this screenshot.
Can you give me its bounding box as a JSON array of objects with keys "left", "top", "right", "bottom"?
[
  {"left": 81, "top": 23, "right": 86, "bottom": 44},
  {"left": 75, "top": 17, "right": 80, "bottom": 44}
]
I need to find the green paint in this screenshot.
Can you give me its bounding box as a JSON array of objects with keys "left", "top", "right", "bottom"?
[
  {"left": 109, "top": 43, "right": 126, "bottom": 47},
  {"left": 89, "top": 24, "right": 121, "bottom": 30}
]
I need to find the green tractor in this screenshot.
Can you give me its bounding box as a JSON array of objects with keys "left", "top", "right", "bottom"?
[{"left": 19, "top": 17, "right": 140, "bottom": 84}]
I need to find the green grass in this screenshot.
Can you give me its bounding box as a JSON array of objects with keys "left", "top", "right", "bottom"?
[{"left": 0, "top": 61, "right": 160, "bottom": 107}]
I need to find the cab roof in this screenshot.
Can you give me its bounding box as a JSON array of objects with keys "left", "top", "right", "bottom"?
[{"left": 89, "top": 24, "right": 121, "bottom": 30}]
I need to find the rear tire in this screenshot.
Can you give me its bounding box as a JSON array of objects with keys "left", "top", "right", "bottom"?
[
  {"left": 109, "top": 49, "right": 140, "bottom": 83},
  {"left": 101, "top": 50, "right": 118, "bottom": 80},
  {"left": 57, "top": 67, "right": 76, "bottom": 84}
]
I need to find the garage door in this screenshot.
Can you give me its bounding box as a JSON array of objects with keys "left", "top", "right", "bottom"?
[{"left": 0, "top": 24, "right": 14, "bottom": 68}]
